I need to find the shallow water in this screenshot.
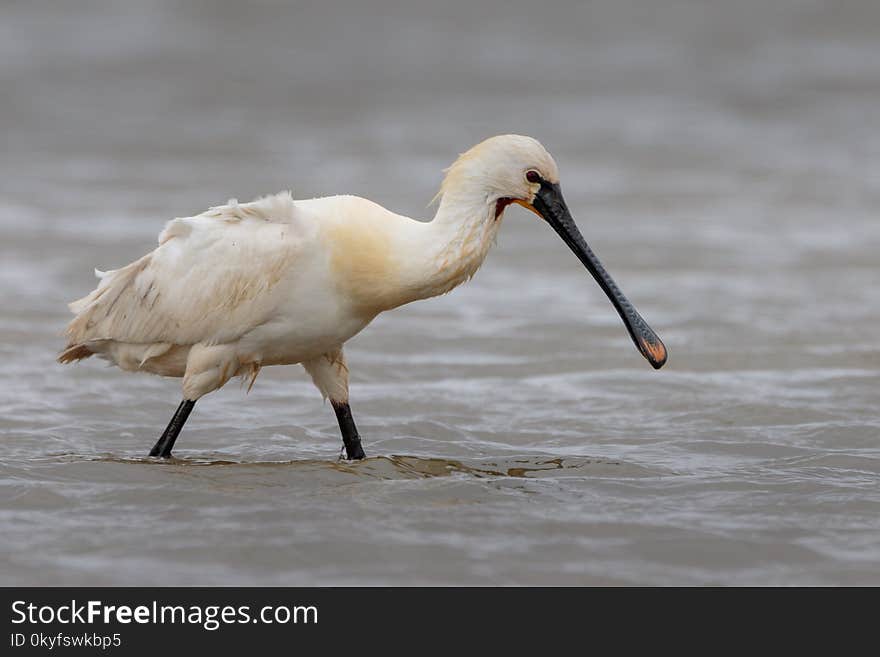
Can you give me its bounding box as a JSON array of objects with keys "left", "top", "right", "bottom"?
[{"left": 1, "top": 0, "right": 879, "bottom": 585}]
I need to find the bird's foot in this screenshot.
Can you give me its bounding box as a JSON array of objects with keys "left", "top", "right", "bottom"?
[{"left": 345, "top": 441, "right": 366, "bottom": 460}]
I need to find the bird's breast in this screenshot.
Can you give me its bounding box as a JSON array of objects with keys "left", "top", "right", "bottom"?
[{"left": 323, "top": 219, "right": 409, "bottom": 316}]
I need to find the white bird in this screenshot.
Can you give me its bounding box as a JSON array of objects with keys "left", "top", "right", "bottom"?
[{"left": 59, "top": 135, "right": 667, "bottom": 460}]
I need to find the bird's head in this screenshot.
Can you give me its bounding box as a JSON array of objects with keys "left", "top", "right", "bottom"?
[
  {"left": 439, "top": 134, "right": 559, "bottom": 213},
  {"left": 442, "top": 134, "right": 668, "bottom": 370}
]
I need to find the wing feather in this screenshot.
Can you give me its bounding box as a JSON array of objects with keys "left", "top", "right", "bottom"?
[{"left": 64, "top": 192, "right": 306, "bottom": 348}]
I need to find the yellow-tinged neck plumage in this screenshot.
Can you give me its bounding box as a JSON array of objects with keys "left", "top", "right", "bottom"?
[
  {"left": 327, "top": 135, "right": 558, "bottom": 316},
  {"left": 415, "top": 187, "right": 503, "bottom": 297},
  {"left": 324, "top": 190, "right": 503, "bottom": 318}
]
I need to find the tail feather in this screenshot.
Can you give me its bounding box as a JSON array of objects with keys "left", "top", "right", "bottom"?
[{"left": 58, "top": 343, "right": 93, "bottom": 364}]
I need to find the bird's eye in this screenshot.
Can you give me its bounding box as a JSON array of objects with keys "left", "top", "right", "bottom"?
[{"left": 526, "top": 170, "right": 541, "bottom": 184}]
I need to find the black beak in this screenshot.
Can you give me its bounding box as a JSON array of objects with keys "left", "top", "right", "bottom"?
[{"left": 531, "top": 181, "right": 668, "bottom": 369}]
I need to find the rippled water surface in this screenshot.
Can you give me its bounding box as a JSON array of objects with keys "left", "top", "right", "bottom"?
[{"left": 2, "top": 0, "right": 879, "bottom": 585}]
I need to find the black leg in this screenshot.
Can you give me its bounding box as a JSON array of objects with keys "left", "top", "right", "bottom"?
[
  {"left": 149, "top": 399, "right": 196, "bottom": 458},
  {"left": 331, "top": 400, "right": 365, "bottom": 460}
]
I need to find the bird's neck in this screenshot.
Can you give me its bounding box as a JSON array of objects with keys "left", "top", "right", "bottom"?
[{"left": 397, "top": 191, "right": 502, "bottom": 304}]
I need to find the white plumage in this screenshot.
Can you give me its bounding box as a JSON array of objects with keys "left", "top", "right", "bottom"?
[
  {"left": 60, "top": 134, "right": 663, "bottom": 459},
  {"left": 62, "top": 136, "right": 558, "bottom": 399}
]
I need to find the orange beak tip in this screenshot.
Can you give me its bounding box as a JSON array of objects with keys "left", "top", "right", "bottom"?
[{"left": 640, "top": 338, "right": 668, "bottom": 370}]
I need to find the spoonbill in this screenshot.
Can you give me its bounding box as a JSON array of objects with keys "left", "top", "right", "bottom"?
[{"left": 59, "top": 135, "right": 667, "bottom": 460}]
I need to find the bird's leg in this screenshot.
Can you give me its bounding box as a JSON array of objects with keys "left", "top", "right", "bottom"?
[
  {"left": 331, "top": 400, "right": 365, "bottom": 460},
  {"left": 149, "top": 399, "right": 196, "bottom": 458},
  {"left": 302, "top": 348, "right": 365, "bottom": 460}
]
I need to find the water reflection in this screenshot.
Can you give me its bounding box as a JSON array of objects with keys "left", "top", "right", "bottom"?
[{"left": 79, "top": 453, "right": 666, "bottom": 479}]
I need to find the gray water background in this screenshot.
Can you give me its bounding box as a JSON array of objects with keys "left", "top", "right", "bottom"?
[{"left": 1, "top": 0, "right": 878, "bottom": 585}]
